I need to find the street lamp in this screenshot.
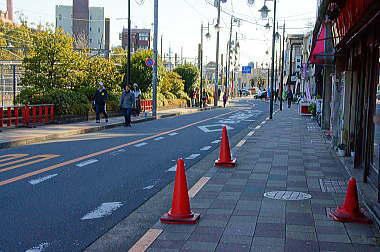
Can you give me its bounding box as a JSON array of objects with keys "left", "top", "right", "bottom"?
[
  {"left": 200, "top": 22, "right": 211, "bottom": 108},
  {"left": 258, "top": 1, "right": 270, "bottom": 19},
  {"left": 259, "top": 0, "right": 277, "bottom": 119}
]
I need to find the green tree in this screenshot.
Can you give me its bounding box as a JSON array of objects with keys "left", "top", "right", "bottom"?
[
  {"left": 173, "top": 64, "right": 200, "bottom": 96},
  {"left": 74, "top": 56, "right": 122, "bottom": 91},
  {"left": 159, "top": 71, "right": 185, "bottom": 96},
  {"left": 120, "top": 49, "right": 164, "bottom": 93},
  {"left": 21, "top": 28, "right": 77, "bottom": 91}
]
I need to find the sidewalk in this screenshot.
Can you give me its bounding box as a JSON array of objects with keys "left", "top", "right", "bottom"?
[
  {"left": 128, "top": 106, "right": 380, "bottom": 251},
  {"left": 0, "top": 105, "right": 219, "bottom": 149}
]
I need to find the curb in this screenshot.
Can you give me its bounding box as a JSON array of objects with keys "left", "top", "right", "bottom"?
[{"left": 0, "top": 107, "right": 219, "bottom": 150}]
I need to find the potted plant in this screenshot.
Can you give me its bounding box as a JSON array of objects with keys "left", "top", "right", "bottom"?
[
  {"left": 309, "top": 103, "right": 316, "bottom": 116},
  {"left": 337, "top": 144, "right": 346, "bottom": 157}
]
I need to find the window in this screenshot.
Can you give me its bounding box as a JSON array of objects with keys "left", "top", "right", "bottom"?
[
  {"left": 90, "top": 27, "right": 92, "bottom": 31},
  {"left": 59, "top": 14, "right": 62, "bottom": 20},
  {"left": 98, "top": 28, "right": 101, "bottom": 33},
  {"left": 139, "top": 33, "right": 149, "bottom": 41}
]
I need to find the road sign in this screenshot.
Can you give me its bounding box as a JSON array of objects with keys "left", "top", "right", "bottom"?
[
  {"left": 242, "top": 66, "right": 252, "bottom": 74},
  {"left": 145, "top": 58, "right": 154, "bottom": 67}
]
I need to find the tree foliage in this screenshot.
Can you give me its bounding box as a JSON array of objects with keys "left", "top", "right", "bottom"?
[
  {"left": 173, "top": 64, "right": 200, "bottom": 96},
  {"left": 21, "top": 29, "right": 77, "bottom": 90}
]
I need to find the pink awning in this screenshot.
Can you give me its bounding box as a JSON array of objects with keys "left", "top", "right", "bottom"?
[{"left": 309, "top": 23, "right": 326, "bottom": 64}]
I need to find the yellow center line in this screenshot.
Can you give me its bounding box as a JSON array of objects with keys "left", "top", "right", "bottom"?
[
  {"left": 0, "top": 155, "right": 60, "bottom": 173},
  {"left": 0, "top": 109, "right": 241, "bottom": 187}
]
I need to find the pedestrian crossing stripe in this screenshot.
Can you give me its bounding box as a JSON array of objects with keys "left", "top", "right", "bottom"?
[{"left": 0, "top": 154, "right": 60, "bottom": 173}]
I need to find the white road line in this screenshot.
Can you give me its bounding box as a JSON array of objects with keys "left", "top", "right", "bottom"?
[
  {"left": 188, "top": 177, "right": 211, "bottom": 198},
  {"left": 247, "top": 131, "right": 255, "bottom": 137},
  {"left": 26, "top": 242, "right": 50, "bottom": 252},
  {"left": 134, "top": 142, "right": 148, "bottom": 147},
  {"left": 81, "top": 202, "right": 123, "bottom": 220},
  {"left": 185, "top": 154, "right": 201, "bottom": 160},
  {"left": 243, "top": 119, "right": 256, "bottom": 122},
  {"left": 255, "top": 125, "right": 261, "bottom": 129},
  {"left": 200, "top": 146, "right": 212, "bottom": 151},
  {"left": 236, "top": 139, "right": 246, "bottom": 147},
  {"left": 76, "top": 159, "right": 98, "bottom": 167},
  {"left": 143, "top": 185, "right": 155, "bottom": 190},
  {"left": 211, "top": 140, "right": 221, "bottom": 144},
  {"left": 167, "top": 165, "right": 177, "bottom": 172},
  {"left": 168, "top": 132, "right": 178, "bottom": 136},
  {"left": 154, "top": 137, "right": 165, "bottom": 141},
  {"left": 128, "top": 229, "right": 163, "bottom": 252},
  {"left": 29, "top": 174, "right": 58, "bottom": 185}
]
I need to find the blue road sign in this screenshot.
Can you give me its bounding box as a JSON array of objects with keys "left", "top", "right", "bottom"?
[{"left": 242, "top": 66, "right": 252, "bottom": 74}]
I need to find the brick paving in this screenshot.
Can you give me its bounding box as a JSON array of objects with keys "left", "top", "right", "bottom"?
[{"left": 145, "top": 106, "right": 380, "bottom": 252}]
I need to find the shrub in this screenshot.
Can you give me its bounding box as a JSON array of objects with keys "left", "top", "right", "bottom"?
[
  {"left": 17, "top": 88, "right": 90, "bottom": 116},
  {"left": 163, "top": 92, "right": 177, "bottom": 100}
]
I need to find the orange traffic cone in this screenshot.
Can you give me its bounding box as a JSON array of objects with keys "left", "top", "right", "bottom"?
[
  {"left": 160, "top": 158, "right": 200, "bottom": 224},
  {"left": 329, "top": 177, "right": 372, "bottom": 224},
  {"left": 215, "top": 126, "right": 236, "bottom": 167}
]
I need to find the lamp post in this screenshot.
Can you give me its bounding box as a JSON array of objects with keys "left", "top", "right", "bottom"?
[
  {"left": 127, "top": 0, "right": 131, "bottom": 87},
  {"left": 259, "top": 0, "right": 277, "bottom": 119},
  {"left": 214, "top": 0, "right": 222, "bottom": 107},
  {"left": 200, "top": 23, "right": 211, "bottom": 108},
  {"left": 279, "top": 21, "right": 285, "bottom": 111}
]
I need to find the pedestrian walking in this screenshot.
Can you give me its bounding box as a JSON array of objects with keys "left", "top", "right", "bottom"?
[
  {"left": 274, "top": 89, "right": 279, "bottom": 103},
  {"left": 202, "top": 90, "right": 208, "bottom": 108},
  {"left": 223, "top": 93, "right": 228, "bottom": 108},
  {"left": 94, "top": 81, "right": 109, "bottom": 123},
  {"left": 119, "top": 85, "right": 135, "bottom": 127},
  {"left": 133, "top": 83, "right": 141, "bottom": 116},
  {"left": 287, "top": 89, "right": 293, "bottom": 108}
]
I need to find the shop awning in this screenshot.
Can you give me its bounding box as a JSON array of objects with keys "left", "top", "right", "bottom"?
[{"left": 308, "top": 24, "right": 326, "bottom": 64}]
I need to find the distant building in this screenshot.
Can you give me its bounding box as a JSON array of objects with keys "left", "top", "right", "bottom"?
[
  {"left": 284, "top": 34, "right": 304, "bottom": 89},
  {"left": 56, "top": 1, "right": 105, "bottom": 50},
  {"left": 120, "top": 28, "right": 150, "bottom": 53},
  {"left": 0, "top": 0, "right": 13, "bottom": 24}
]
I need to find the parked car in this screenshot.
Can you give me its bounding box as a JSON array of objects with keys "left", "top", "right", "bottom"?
[
  {"left": 254, "top": 90, "right": 267, "bottom": 99},
  {"left": 241, "top": 89, "right": 251, "bottom": 96}
]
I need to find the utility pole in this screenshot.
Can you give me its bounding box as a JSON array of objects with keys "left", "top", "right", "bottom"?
[
  {"left": 152, "top": 0, "right": 158, "bottom": 117},
  {"left": 160, "top": 35, "right": 163, "bottom": 62},
  {"left": 280, "top": 21, "right": 285, "bottom": 111},
  {"left": 269, "top": 0, "right": 277, "bottom": 119},
  {"left": 227, "top": 16, "right": 233, "bottom": 96},
  {"left": 214, "top": 0, "right": 221, "bottom": 106},
  {"left": 127, "top": 0, "right": 131, "bottom": 87}
]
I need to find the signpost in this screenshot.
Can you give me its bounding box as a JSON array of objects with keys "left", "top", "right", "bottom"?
[
  {"left": 146, "top": 58, "right": 154, "bottom": 67},
  {"left": 242, "top": 66, "right": 252, "bottom": 74}
]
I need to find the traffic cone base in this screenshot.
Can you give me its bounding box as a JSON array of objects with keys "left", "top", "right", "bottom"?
[
  {"left": 329, "top": 177, "right": 372, "bottom": 224},
  {"left": 214, "top": 158, "right": 237, "bottom": 167},
  {"left": 160, "top": 212, "right": 200, "bottom": 224},
  {"left": 160, "top": 158, "right": 200, "bottom": 224},
  {"left": 328, "top": 207, "right": 372, "bottom": 224}
]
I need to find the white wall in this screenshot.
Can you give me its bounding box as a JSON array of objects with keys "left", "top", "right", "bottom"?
[
  {"left": 56, "top": 5, "right": 73, "bottom": 35},
  {"left": 89, "top": 7, "right": 104, "bottom": 50}
]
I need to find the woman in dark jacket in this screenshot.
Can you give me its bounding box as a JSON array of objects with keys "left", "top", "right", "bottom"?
[{"left": 119, "top": 85, "right": 135, "bottom": 127}]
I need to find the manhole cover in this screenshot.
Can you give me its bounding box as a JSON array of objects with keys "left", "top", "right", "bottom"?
[{"left": 264, "top": 191, "right": 312, "bottom": 201}]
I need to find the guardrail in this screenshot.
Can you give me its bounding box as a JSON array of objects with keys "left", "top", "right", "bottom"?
[
  {"left": 0, "top": 104, "right": 55, "bottom": 128},
  {"left": 140, "top": 100, "right": 152, "bottom": 112}
]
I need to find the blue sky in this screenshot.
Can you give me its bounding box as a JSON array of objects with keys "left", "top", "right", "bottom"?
[{"left": 4, "top": 0, "right": 317, "bottom": 66}]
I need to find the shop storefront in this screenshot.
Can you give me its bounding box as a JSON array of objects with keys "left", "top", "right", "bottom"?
[{"left": 330, "top": 0, "right": 380, "bottom": 208}]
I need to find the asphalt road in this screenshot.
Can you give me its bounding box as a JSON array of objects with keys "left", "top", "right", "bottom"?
[{"left": 0, "top": 98, "right": 269, "bottom": 252}]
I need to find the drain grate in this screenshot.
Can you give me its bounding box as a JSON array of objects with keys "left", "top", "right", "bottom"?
[
  {"left": 319, "top": 178, "right": 347, "bottom": 193},
  {"left": 264, "top": 191, "right": 312, "bottom": 201}
]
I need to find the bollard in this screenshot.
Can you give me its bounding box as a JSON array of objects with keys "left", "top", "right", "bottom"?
[
  {"left": 44, "top": 105, "right": 48, "bottom": 123},
  {"left": 7, "top": 107, "right": 11, "bottom": 127},
  {"left": 21, "top": 107, "right": 25, "bottom": 125},
  {"left": 32, "top": 106, "right": 37, "bottom": 123},
  {"left": 14, "top": 107, "right": 19, "bottom": 126},
  {"left": 0, "top": 108, "right": 3, "bottom": 127},
  {"left": 38, "top": 105, "right": 43, "bottom": 122},
  {"left": 50, "top": 105, "right": 54, "bottom": 121},
  {"left": 25, "top": 105, "right": 30, "bottom": 124}
]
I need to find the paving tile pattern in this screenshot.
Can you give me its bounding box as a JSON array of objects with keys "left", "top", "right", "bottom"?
[{"left": 148, "top": 107, "right": 380, "bottom": 252}]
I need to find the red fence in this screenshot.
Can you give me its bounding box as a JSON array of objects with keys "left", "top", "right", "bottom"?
[
  {"left": 0, "top": 104, "right": 55, "bottom": 128},
  {"left": 140, "top": 100, "right": 152, "bottom": 112}
]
